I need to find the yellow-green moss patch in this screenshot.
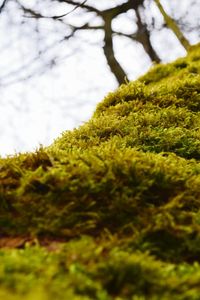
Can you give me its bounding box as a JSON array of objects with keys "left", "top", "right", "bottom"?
[{"left": 1, "top": 43, "right": 200, "bottom": 299}]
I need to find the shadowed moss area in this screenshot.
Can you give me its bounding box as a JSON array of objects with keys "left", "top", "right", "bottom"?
[{"left": 0, "top": 43, "right": 200, "bottom": 299}]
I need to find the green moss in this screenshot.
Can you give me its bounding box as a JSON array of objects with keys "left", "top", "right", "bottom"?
[
  {"left": 1, "top": 43, "right": 200, "bottom": 299},
  {"left": 1, "top": 238, "right": 200, "bottom": 299}
]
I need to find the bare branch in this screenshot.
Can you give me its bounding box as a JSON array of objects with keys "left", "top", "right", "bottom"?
[
  {"left": 0, "top": 0, "right": 8, "bottom": 14},
  {"left": 154, "top": 0, "right": 191, "bottom": 51},
  {"left": 22, "top": 0, "right": 89, "bottom": 19},
  {"left": 0, "top": 21, "right": 104, "bottom": 87},
  {"left": 53, "top": 0, "right": 88, "bottom": 19},
  {"left": 56, "top": 0, "right": 100, "bottom": 15},
  {"left": 103, "top": 16, "right": 128, "bottom": 85},
  {"left": 102, "top": 0, "right": 142, "bottom": 18},
  {"left": 135, "top": 8, "right": 160, "bottom": 63}
]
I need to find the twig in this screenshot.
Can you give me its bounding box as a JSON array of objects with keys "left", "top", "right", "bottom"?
[
  {"left": 23, "top": 0, "right": 88, "bottom": 19},
  {"left": 0, "top": 0, "right": 8, "bottom": 14}
]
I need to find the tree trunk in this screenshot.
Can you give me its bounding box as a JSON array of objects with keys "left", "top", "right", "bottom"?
[{"left": 103, "top": 16, "right": 128, "bottom": 86}]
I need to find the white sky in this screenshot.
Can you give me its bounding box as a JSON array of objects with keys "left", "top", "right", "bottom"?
[{"left": 0, "top": 0, "right": 199, "bottom": 157}]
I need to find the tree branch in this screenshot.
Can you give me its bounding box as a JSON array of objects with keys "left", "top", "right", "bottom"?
[
  {"left": 0, "top": 0, "right": 8, "bottom": 14},
  {"left": 56, "top": 0, "right": 100, "bottom": 15},
  {"left": 103, "top": 16, "right": 128, "bottom": 85},
  {"left": 135, "top": 8, "right": 160, "bottom": 63},
  {"left": 102, "top": 0, "right": 142, "bottom": 18},
  {"left": 154, "top": 0, "right": 191, "bottom": 51},
  {"left": 22, "top": 0, "right": 89, "bottom": 20}
]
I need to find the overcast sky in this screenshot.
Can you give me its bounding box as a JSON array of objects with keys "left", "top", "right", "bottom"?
[{"left": 0, "top": 0, "right": 199, "bottom": 157}]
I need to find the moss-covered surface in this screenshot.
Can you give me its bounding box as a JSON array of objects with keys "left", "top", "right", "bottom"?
[{"left": 0, "top": 43, "right": 200, "bottom": 299}]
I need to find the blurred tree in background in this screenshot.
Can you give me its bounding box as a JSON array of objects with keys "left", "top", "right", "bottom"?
[{"left": 0, "top": 0, "right": 199, "bottom": 85}]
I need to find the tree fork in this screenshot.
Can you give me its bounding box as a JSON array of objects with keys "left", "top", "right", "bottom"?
[{"left": 135, "top": 8, "right": 161, "bottom": 63}]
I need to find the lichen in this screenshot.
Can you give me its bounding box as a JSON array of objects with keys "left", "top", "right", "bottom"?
[{"left": 0, "top": 43, "right": 200, "bottom": 299}]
